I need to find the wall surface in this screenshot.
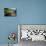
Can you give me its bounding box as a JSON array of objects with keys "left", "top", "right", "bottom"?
[{"left": 0, "top": 0, "right": 46, "bottom": 44}]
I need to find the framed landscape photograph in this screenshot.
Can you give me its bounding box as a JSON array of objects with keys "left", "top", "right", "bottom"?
[{"left": 4, "top": 8, "right": 16, "bottom": 17}]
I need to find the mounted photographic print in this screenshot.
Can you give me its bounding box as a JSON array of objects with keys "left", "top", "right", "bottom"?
[{"left": 4, "top": 8, "right": 16, "bottom": 16}]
